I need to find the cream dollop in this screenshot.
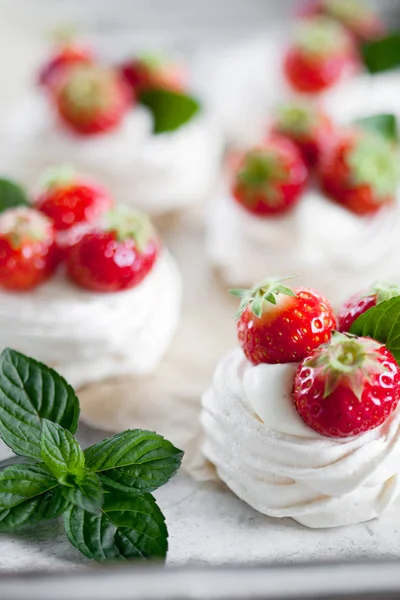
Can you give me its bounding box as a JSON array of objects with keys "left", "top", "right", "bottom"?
[
  {"left": 0, "top": 250, "right": 181, "bottom": 389},
  {"left": 207, "top": 188, "right": 400, "bottom": 306},
  {"left": 201, "top": 349, "right": 400, "bottom": 528},
  {"left": 2, "top": 92, "right": 222, "bottom": 215}
]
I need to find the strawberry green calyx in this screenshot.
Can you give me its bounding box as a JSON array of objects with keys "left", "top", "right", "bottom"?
[
  {"left": 372, "top": 281, "right": 400, "bottom": 304},
  {"left": 231, "top": 277, "right": 296, "bottom": 319},
  {"left": 297, "top": 17, "right": 349, "bottom": 59},
  {"left": 61, "top": 65, "right": 119, "bottom": 115},
  {"left": 307, "top": 331, "right": 386, "bottom": 400},
  {"left": 276, "top": 102, "right": 317, "bottom": 138},
  {"left": 324, "top": 0, "right": 370, "bottom": 28},
  {"left": 137, "top": 52, "right": 168, "bottom": 73},
  {"left": 0, "top": 207, "right": 52, "bottom": 248},
  {"left": 104, "top": 206, "right": 156, "bottom": 252},
  {"left": 39, "top": 165, "right": 77, "bottom": 191},
  {"left": 348, "top": 133, "right": 400, "bottom": 200},
  {"left": 235, "top": 148, "right": 286, "bottom": 206}
]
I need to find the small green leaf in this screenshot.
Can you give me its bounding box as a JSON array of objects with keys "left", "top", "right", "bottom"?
[
  {"left": 62, "top": 472, "right": 103, "bottom": 515},
  {"left": 355, "top": 113, "right": 398, "bottom": 143},
  {"left": 0, "top": 179, "right": 29, "bottom": 213},
  {"left": 0, "top": 464, "right": 67, "bottom": 532},
  {"left": 139, "top": 89, "right": 201, "bottom": 134},
  {"left": 41, "top": 420, "right": 85, "bottom": 481},
  {"left": 63, "top": 492, "right": 168, "bottom": 562},
  {"left": 229, "top": 289, "right": 247, "bottom": 298},
  {"left": 0, "top": 349, "right": 80, "bottom": 460},
  {"left": 350, "top": 296, "right": 400, "bottom": 362},
  {"left": 84, "top": 430, "right": 183, "bottom": 496},
  {"left": 361, "top": 33, "right": 400, "bottom": 74}
]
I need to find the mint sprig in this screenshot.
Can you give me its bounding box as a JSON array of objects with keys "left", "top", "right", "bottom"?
[
  {"left": 350, "top": 296, "right": 400, "bottom": 362},
  {"left": 0, "top": 178, "right": 29, "bottom": 214},
  {"left": 361, "top": 33, "right": 400, "bottom": 74},
  {"left": 139, "top": 88, "right": 201, "bottom": 134},
  {"left": 355, "top": 114, "right": 399, "bottom": 144},
  {"left": 0, "top": 349, "right": 183, "bottom": 562}
]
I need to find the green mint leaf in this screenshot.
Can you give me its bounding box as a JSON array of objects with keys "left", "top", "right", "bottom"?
[
  {"left": 41, "top": 420, "right": 85, "bottom": 481},
  {"left": 361, "top": 33, "right": 400, "bottom": 74},
  {"left": 0, "top": 464, "right": 67, "bottom": 532},
  {"left": 63, "top": 492, "right": 168, "bottom": 562},
  {"left": 62, "top": 472, "right": 103, "bottom": 515},
  {"left": 0, "top": 349, "right": 80, "bottom": 460},
  {"left": 355, "top": 113, "right": 398, "bottom": 143},
  {"left": 84, "top": 430, "right": 183, "bottom": 496},
  {"left": 350, "top": 296, "right": 400, "bottom": 362},
  {"left": 139, "top": 89, "right": 201, "bottom": 134},
  {"left": 0, "top": 178, "right": 29, "bottom": 213}
]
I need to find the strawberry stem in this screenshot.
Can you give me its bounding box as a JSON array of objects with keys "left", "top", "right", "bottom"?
[{"left": 230, "top": 276, "right": 296, "bottom": 319}]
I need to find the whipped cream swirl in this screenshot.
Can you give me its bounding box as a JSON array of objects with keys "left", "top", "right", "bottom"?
[
  {"left": 201, "top": 349, "right": 400, "bottom": 528},
  {"left": 207, "top": 188, "right": 400, "bottom": 307},
  {"left": 0, "top": 251, "right": 181, "bottom": 389},
  {"left": 2, "top": 92, "right": 222, "bottom": 215}
]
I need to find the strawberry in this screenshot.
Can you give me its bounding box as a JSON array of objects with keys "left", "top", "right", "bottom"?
[
  {"left": 119, "top": 53, "right": 187, "bottom": 96},
  {"left": 272, "top": 100, "right": 333, "bottom": 165},
  {"left": 232, "top": 278, "right": 336, "bottom": 365},
  {"left": 66, "top": 206, "right": 159, "bottom": 292},
  {"left": 0, "top": 207, "right": 59, "bottom": 291},
  {"left": 35, "top": 166, "right": 113, "bottom": 231},
  {"left": 51, "top": 64, "right": 132, "bottom": 135},
  {"left": 38, "top": 43, "right": 94, "bottom": 88},
  {"left": 299, "top": 0, "right": 386, "bottom": 42},
  {"left": 293, "top": 332, "right": 400, "bottom": 438},
  {"left": 338, "top": 282, "right": 400, "bottom": 332},
  {"left": 232, "top": 137, "right": 308, "bottom": 217},
  {"left": 284, "top": 17, "right": 358, "bottom": 93},
  {"left": 319, "top": 129, "right": 400, "bottom": 215}
]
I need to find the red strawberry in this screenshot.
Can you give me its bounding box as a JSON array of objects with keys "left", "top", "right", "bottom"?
[
  {"left": 35, "top": 166, "right": 113, "bottom": 231},
  {"left": 119, "top": 53, "right": 187, "bottom": 96},
  {"left": 52, "top": 64, "right": 132, "bottom": 135},
  {"left": 0, "top": 207, "right": 59, "bottom": 291},
  {"left": 293, "top": 332, "right": 400, "bottom": 438},
  {"left": 338, "top": 282, "right": 400, "bottom": 332},
  {"left": 299, "top": 0, "right": 386, "bottom": 42},
  {"left": 272, "top": 100, "right": 333, "bottom": 165},
  {"left": 38, "top": 43, "right": 94, "bottom": 89},
  {"left": 66, "top": 206, "right": 159, "bottom": 292},
  {"left": 232, "top": 137, "right": 308, "bottom": 217},
  {"left": 284, "top": 17, "right": 358, "bottom": 93},
  {"left": 319, "top": 129, "right": 399, "bottom": 215},
  {"left": 232, "top": 278, "right": 336, "bottom": 365}
]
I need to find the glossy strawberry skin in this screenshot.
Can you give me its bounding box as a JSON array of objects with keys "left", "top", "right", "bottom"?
[
  {"left": 272, "top": 109, "right": 333, "bottom": 166},
  {"left": 0, "top": 210, "right": 59, "bottom": 291},
  {"left": 284, "top": 47, "right": 353, "bottom": 93},
  {"left": 293, "top": 341, "right": 400, "bottom": 438},
  {"left": 53, "top": 66, "right": 132, "bottom": 135},
  {"left": 66, "top": 231, "right": 159, "bottom": 292},
  {"left": 232, "top": 137, "right": 308, "bottom": 217},
  {"left": 36, "top": 181, "right": 113, "bottom": 231},
  {"left": 237, "top": 288, "right": 336, "bottom": 365},
  {"left": 319, "top": 131, "right": 396, "bottom": 215},
  {"left": 338, "top": 292, "right": 377, "bottom": 332},
  {"left": 38, "top": 44, "right": 94, "bottom": 88}
]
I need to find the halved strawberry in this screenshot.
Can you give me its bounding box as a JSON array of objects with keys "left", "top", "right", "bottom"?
[
  {"left": 66, "top": 206, "right": 159, "bottom": 292},
  {"left": 0, "top": 207, "right": 59, "bottom": 291},
  {"left": 119, "top": 53, "right": 187, "bottom": 96},
  {"left": 51, "top": 64, "right": 132, "bottom": 135},
  {"left": 232, "top": 137, "right": 308, "bottom": 216},
  {"left": 272, "top": 100, "right": 333, "bottom": 165},
  {"left": 338, "top": 281, "right": 400, "bottom": 332},
  {"left": 232, "top": 277, "right": 336, "bottom": 364},
  {"left": 284, "top": 16, "right": 358, "bottom": 93},
  {"left": 38, "top": 43, "right": 94, "bottom": 89},
  {"left": 293, "top": 332, "right": 400, "bottom": 437},
  {"left": 319, "top": 128, "right": 400, "bottom": 215}
]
